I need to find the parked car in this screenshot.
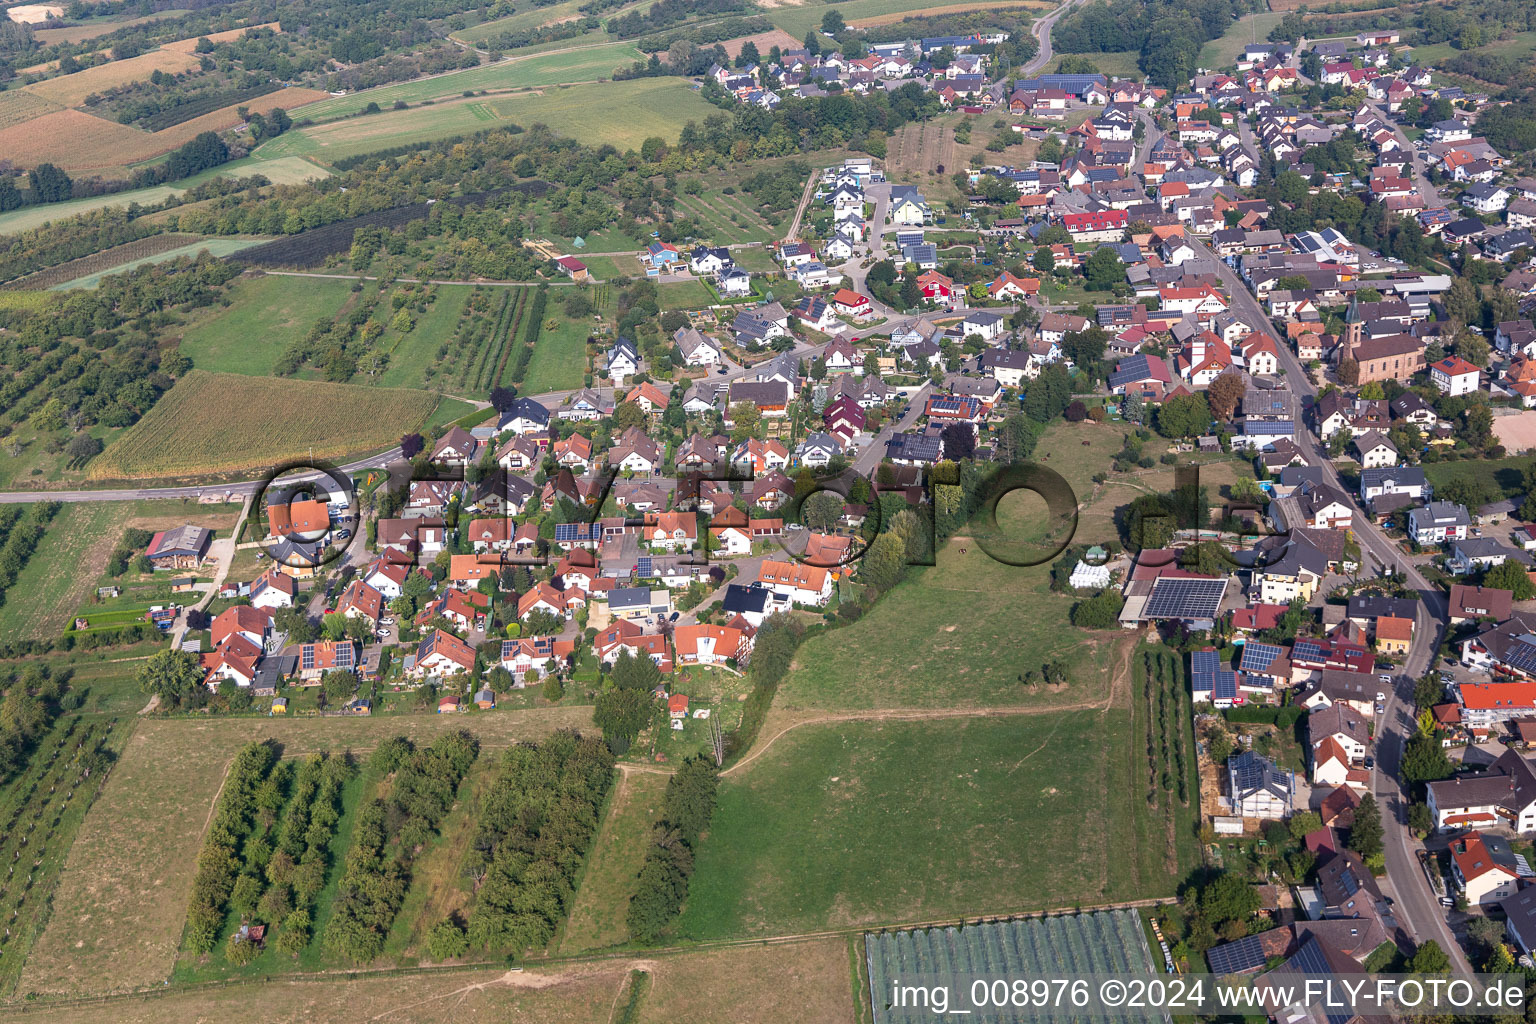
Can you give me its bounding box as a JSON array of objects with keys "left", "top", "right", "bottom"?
[{"left": 1364, "top": 756, "right": 1375, "bottom": 770}]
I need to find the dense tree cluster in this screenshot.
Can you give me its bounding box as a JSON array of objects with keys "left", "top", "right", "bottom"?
[
  {"left": 185, "top": 742, "right": 280, "bottom": 953},
  {"left": 1052, "top": 0, "right": 1244, "bottom": 88},
  {"left": 326, "top": 732, "right": 478, "bottom": 964},
  {"left": 458, "top": 730, "right": 614, "bottom": 955},
  {"left": 627, "top": 755, "right": 719, "bottom": 941},
  {"left": 0, "top": 663, "right": 67, "bottom": 786}
]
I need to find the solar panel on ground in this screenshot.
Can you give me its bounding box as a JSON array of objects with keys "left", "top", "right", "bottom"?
[
  {"left": 1144, "top": 577, "right": 1226, "bottom": 620},
  {"left": 1207, "top": 934, "right": 1265, "bottom": 975},
  {"left": 1240, "top": 641, "right": 1283, "bottom": 673}
]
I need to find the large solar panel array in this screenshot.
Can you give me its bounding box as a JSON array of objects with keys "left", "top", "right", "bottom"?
[
  {"left": 1239, "top": 641, "right": 1284, "bottom": 674},
  {"left": 1206, "top": 934, "right": 1266, "bottom": 975},
  {"left": 1191, "top": 649, "right": 1220, "bottom": 674},
  {"left": 1144, "top": 576, "right": 1227, "bottom": 621}
]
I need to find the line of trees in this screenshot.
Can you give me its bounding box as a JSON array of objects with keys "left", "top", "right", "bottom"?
[
  {"left": 0, "top": 502, "right": 60, "bottom": 611},
  {"left": 626, "top": 754, "right": 719, "bottom": 942},
  {"left": 325, "top": 732, "right": 478, "bottom": 964},
  {"left": 0, "top": 663, "right": 68, "bottom": 786},
  {"left": 451, "top": 730, "right": 614, "bottom": 956},
  {"left": 185, "top": 742, "right": 280, "bottom": 953},
  {"left": 262, "top": 751, "right": 355, "bottom": 957}
]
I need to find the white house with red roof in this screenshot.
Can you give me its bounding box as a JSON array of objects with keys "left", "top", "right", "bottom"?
[
  {"left": 831, "top": 289, "right": 874, "bottom": 322},
  {"left": 1429, "top": 355, "right": 1480, "bottom": 396},
  {"left": 410, "top": 628, "right": 477, "bottom": 680},
  {"left": 213, "top": 605, "right": 270, "bottom": 650},
  {"left": 336, "top": 579, "right": 384, "bottom": 628},
  {"left": 673, "top": 623, "right": 752, "bottom": 665}
]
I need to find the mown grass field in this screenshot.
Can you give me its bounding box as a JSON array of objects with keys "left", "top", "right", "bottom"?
[
  {"left": 520, "top": 308, "right": 591, "bottom": 394},
  {"left": 1043, "top": 49, "right": 1144, "bottom": 78},
  {"left": 260, "top": 80, "right": 716, "bottom": 164},
  {"left": 87, "top": 370, "right": 443, "bottom": 480},
  {"left": 560, "top": 769, "right": 669, "bottom": 953},
  {"left": 286, "top": 41, "right": 646, "bottom": 124},
  {"left": 1197, "top": 11, "right": 1285, "bottom": 68},
  {"left": 177, "top": 273, "right": 356, "bottom": 376},
  {"left": 768, "top": 0, "right": 1041, "bottom": 37},
  {"left": 20, "top": 708, "right": 595, "bottom": 999},
  {"left": 678, "top": 702, "right": 1182, "bottom": 941},
  {"left": 656, "top": 278, "right": 714, "bottom": 311},
  {"left": 776, "top": 540, "right": 1119, "bottom": 712}
]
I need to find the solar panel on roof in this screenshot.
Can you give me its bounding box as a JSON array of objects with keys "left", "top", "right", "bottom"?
[
  {"left": 1207, "top": 934, "right": 1266, "bottom": 975},
  {"left": 301, "top": 647, "right": 315, "bottom": 670},
  {"left": 1191, "top": 649, "right": 1220, "bottom": 674},
  {"left": 1292, "top": 639, "right": 1327, "bottom": 662},
  {"left": 1213, "top": 672, "right": 1238, "bottom": 702},
  {"left": 1144, "top": 577, "right": 1226, "bottom": 620},
  {"left": 1239, "top": 642, "right": 1283, "bottom": 673},
  {"left": 1505, "top": 637, "right": 1536, "bottom": 675},
  {"left": 635, "top": 556, "right": 653, "bottom": 578}
]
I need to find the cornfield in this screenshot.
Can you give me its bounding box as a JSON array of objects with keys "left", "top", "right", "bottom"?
[{"left": 88, "top": 370, "right": 440, "bottom": 480}]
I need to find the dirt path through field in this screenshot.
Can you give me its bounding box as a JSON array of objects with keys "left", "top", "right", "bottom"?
[{"left": 724, "top": 636, "right": 1137, "bottom": 778}]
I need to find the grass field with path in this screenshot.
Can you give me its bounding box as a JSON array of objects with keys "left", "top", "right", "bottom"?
[
  {"left": 0, "top": 500, "right": 233, "bottom": 641},
  {"left": 260, "top": 80, "right": 715, "bottom": 164},
  {"left": 285, "top": 41, "right": 645, "bottom": 124},
  {"left": 177, "top": 274, "right": 357, "bottom": 376},
  {"left": 776, "top": 540, "right": 1117, "bottom": 711},
  {"left": 88, "top": 371, "right": 443, "bottom": 480},
  {"left": 3, "top": 935, "right": 854, "bottom": 1023},
  {"left": 678, "top": 699, "right": 1177, "bottom": 941},
  {"left": 20, "top": 707, "right": 595, "bottom": 999},
  {"left": 559, "top": 768, "right": 669, "bottom": 953}
]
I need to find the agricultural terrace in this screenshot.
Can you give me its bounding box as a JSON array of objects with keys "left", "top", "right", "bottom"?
[
  {"left": 1, "top": 936, "right": 855, "bottom": 1024},
  {"left": 52, "top": 239, "right": 264, "bottom": 290},
  {"left": 22, "top": 708, "right": 594, "bottom": 998},
  {"left": 21, "top": 49, "right": 203, "bottom": 106},
  {"left": 86, "top": 371, "right": 443, "bottom": 480},
  {"left": 866, "top": 910, "right": 1159, "bottom": 1024},
  {"left": 287, "top": 40, "right": 647, "bottom": 124},
  {"left": 0, "top": 156, "right": 325, "bottom": 237},
  {"left": 258, "top": 80, "right": 717, "bottom": 164},
  {"left": 678, "top": 700, "right": 1197, "bottom": 941},
  {"left": 0, "top": 93, "right": 326, "bottom": 173}
]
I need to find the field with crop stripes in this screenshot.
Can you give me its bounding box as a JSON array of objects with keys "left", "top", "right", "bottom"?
[
  {"left": 87, "top": 370, "right": 441, "bottom": 479},
  {"left": 0, "top": 234, "right": 201, "bottom": 290},
  {"left": 866, "top": 910, "right": 1160, "bottom": 1024}
]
